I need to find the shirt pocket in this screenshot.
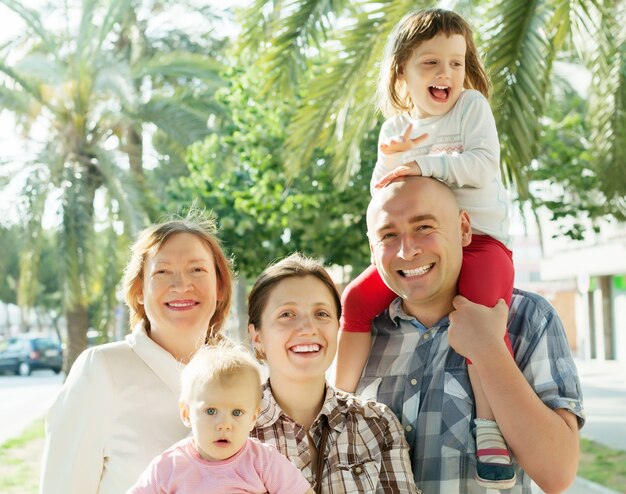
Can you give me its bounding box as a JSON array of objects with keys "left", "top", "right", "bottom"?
[
  {"left": 335, "top": 458, "right": 381, "bottom": 493},
  {"left": 441, "top": 368, "right": 474, "bottom": 453}
]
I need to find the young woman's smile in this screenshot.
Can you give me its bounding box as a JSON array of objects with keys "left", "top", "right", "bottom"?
[{"left": 252, "top": 275, "right": 339, "bottom": 380}]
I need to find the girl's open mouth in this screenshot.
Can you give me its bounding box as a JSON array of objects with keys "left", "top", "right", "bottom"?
[{"left": 429, "top": 85, "right": 449, "bottom": 102}]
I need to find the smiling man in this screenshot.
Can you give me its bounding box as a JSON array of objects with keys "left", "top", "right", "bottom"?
[{"left": 356, "top": 176, "right": 585, "bottom": 494}]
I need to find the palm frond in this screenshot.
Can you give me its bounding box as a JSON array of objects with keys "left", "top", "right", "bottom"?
[
  {"left": 138, "top": 97, "right": 212, "bottom": 145},
  {"left": 95, "top": 0, "right": 134, "bottom": 54},
  {"left": 282, "top": 1, "right": 413, "bottom": 180},
  {"left": 89, "top": 222, "right": 127, "bottom": 338},
  {"left": 326, "top": 75, "right": 381, "bottom": 184},
  {"left": 93, "top": 60, "right": 135, "bottom": 108},
  {"left": 0, "top": 0, "right": 57, "bottom": 51},
  {"left": 239, "top": 0, "right": 353, "bottom": 96},
  {"left": 0, "top": 83, "right": 34, "bottom": 115},
  {"left": 586, "top": 0, "right": 626, "bottom": 202},
  {"left": 16, "top": 167, "right": 50, "bottom": 309},
  {"left": 14, "top": 53, "right": 65, "bottom": 85},
  {"left": 236, "top": 0, "right": 288, "bottom": 59},
  {"left": 132, "top": 52, "right": 224, "bottom": 85},
  {"left": 0, "top": 61, "right": 46, "bottom": 107},
  {"left": 482, "top": 0, "right": 554, "bottom": 199},
  {"left": 91, "top": 148, "right": 149, "bottom": 235}
]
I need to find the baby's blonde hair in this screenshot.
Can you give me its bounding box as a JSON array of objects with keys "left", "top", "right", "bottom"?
[
  {"left": 180, "top": 341, "right": 262, "bottom": 404},
  {"left": 377, "top": 8, "right": 491, "bottom": 118}
]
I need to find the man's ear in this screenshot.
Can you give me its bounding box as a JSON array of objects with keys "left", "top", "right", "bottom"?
[
  {"left": 179, "top": 401, "right": 191, "bottom": 428},
  {"left": 368, "top": 235, "right": 376, "bottom": 266},
  {"left": 459, "top": 210, "right": 472, "bottom": 247}
]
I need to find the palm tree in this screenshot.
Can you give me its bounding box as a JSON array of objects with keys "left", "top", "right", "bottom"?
[
  {"left": 237, "top": 0, "right": 625, "bottom": 209},
  {"left": 0, "top": 0, "right": 226, "bottom": 371}
]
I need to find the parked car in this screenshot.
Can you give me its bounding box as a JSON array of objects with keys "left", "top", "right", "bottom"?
[{"left": 0, "top": 334, "right": 63, "bottom": 376}]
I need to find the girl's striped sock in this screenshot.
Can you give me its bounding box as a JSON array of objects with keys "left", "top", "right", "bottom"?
[{"left": 475, "top": 418, "right": 511, "bottom": 465}]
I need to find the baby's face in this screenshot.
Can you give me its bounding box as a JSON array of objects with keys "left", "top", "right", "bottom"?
[{"left": 181, "top": 372, "right": 260, "bottom": 461}]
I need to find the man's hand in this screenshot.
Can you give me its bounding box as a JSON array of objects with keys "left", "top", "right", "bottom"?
[
  {"left": 380, "top": 124, "right": 428, "bottom": 154},
  {"left": 448, "top": 296, "right": 509, "bottom": 362}
]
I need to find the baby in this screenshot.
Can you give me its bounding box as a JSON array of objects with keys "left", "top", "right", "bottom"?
[{"left": 129, "top": 342, "right": 313, "bottom": 493}]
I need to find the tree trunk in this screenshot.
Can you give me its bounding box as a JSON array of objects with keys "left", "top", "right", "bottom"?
[
  {"left": 65, "top": 296, "right": 89, "bottom": 375},
  {"left": 233, "top": 277, "right": 249, "bottom": 343},
  {"left": 19, "top": 305, "right": 30, "bottom": 332},
  {"left": 127, "top": 126, "right": 144, "bottom": 186},
  {"left": 51, "top": 311, "right": 63, "bottom": 343},
  {"left": 0, "top": 302, "right": 9, "bottom": 338}
]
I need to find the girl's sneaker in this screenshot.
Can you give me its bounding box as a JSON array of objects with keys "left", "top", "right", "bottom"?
[{"left": 476, "top": 453, "right": 516, "bottom": 489}]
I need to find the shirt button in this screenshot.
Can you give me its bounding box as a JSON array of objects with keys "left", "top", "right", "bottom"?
[
  {"left": 410, "top": 378, "right": 418, "bottom": 386},
  {"left": 423, "top": 333, "right": 429, "bottom": 340},
  {"left": 354, "top": 466, "right": 363, "bottom": 474},
  {"left": 405, "top": 425, "right": 413, "bottom": 432},
  {"left": 570, "top": 401, "right": 576, "bottom": 408}
]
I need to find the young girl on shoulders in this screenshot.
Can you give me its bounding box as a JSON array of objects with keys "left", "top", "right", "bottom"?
[{"left": 335, "top": 8, "right": 516, "bottom": 489}]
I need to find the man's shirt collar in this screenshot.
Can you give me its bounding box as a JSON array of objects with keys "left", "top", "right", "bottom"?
[{"left": 388, "top": 297, "right": 449, "bottom": 333}]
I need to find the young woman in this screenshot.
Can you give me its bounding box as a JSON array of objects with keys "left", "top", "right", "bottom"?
[{"left": 247, "top": 253, "right": 418, "bottom": 494}]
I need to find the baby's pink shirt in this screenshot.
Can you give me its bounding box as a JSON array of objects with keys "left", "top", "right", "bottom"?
[{"left": 128, "top": 436, "right": 311, "bottom": 494}]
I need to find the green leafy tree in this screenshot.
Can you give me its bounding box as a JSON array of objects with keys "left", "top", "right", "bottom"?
[
  {"left": 169, "top": 67, "right": 374, "bottom": 281},
  {"left": 0, "top": 224, "right": 62, "bottom": 335},
  {"left": 0, "top": 0, "right": 226, "bottom": 371},
  {"left": 0, "top": 225, "right": 20, "bottom": 306},
  {"left": 530, "top": 78, "right": 624, "bottom": 240},
  {"left": 237, "top": 0, "right": 626, "bottom": 210}
]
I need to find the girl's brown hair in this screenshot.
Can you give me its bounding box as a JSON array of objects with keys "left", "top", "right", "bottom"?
[
  {"left": 122, "top": 209, "right": 233, "bottom": 341},
  {"left": 247, "top": 253, "right": 342, "bottom": 336},
  {"left": 378, "top": 8, "right": 491, "bottom": 117}
]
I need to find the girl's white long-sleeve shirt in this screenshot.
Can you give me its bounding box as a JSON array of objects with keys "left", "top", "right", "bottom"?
[
  {"left": 39, "top": 324, "right": 189, "bottom": 494},
  {"left": 372, "top": 89, "right": 511, "bottom": 245}
]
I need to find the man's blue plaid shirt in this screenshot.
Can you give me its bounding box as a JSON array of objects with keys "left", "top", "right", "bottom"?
[{"left": 357, "top": 289, "right": 585, "bottom": 494}]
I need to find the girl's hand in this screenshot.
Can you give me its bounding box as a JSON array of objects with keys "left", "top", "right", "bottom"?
[
  {"left": 380, "top": 124, "right": 428, "bottom": 155},
  {"left": 375, "top": 163, "right": 422, "bottom": 189}
]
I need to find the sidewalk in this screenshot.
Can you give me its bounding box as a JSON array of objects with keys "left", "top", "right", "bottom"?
[
  {"left": 574, "top": 358, "right": 626, "bottom": 452},
  {"left": 562, "top": 358, "right": 626, "bottom": 494}
]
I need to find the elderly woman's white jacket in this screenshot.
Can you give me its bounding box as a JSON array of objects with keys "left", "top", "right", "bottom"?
[{"left": 40, "top": 324, "right": 189, "bottom": 494}]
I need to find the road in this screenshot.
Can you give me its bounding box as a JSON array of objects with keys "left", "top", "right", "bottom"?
[{"left": 0, "top": 370, "right": 63, "bottom": 446}]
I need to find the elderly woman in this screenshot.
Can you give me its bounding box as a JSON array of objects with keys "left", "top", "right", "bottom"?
[
  {"left": 248, "top": 253, "right": 418, "bottom": 493},
  {"left": 40, "top": 212, "right": 233, "bottom": 494}
]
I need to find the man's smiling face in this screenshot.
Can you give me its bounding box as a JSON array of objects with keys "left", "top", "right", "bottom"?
[{"left": 368, "top": 177, "right": 471, "bottom": 323}]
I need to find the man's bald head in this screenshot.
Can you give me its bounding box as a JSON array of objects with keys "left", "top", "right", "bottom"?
[{"left": 367, "top": 176, "right": 460, "bottom": 236}]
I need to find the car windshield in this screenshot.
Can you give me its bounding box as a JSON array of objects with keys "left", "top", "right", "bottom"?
[{"left": 32, "top": 339, "right": 61, "bottom": 351}]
